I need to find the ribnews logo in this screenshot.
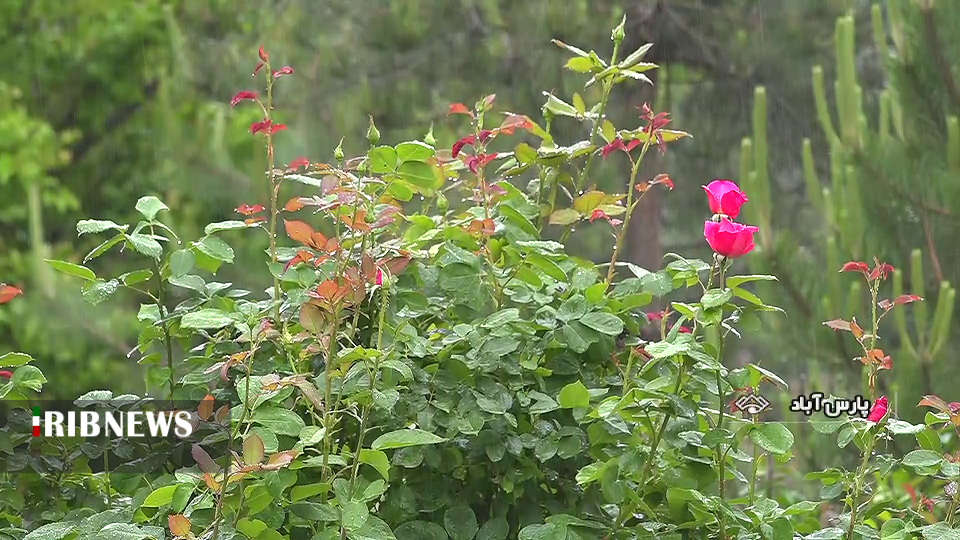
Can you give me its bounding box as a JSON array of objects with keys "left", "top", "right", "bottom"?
[{"left": 30, "top": 405, "right": 195, "bottom": 438}]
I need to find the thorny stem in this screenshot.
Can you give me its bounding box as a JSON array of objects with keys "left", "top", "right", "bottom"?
[
  {"left": 148, "top": 225, "right": 175, "bottom": 400},
  {"left": 714, "top": 260, "right": 729, "bottom": 539},
  {"left": 321, "top": 307, "right": 342, "bottom": 484},
  {"left": 605, "top": 139, "right": 653, "bottom": 285},
  {"left": 340, "top": 284, "right": 391, "bottom": 540},
  {"left": 262, "top": 66, "right": 282, "bottom": 328},
  {"left": 749, "top": 412, "right": 760, "bottom": 504},
  {"left": 846, "top": 433, "right": 877, "bottom": 540},
  {"left": 212, "top": 355, "right": 253, "bottom": 540},
  {"left": 579, "top": 39, "right": 623, "bottom": 192}
]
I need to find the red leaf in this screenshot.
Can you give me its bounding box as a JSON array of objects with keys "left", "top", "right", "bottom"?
[
  {"left": 893, "top": 294, "right": 923, "bottom": 306},
  {"left": 0, "top": 371, "right": 12, "bottom": 379},
  {"left": 878, "top": 299, "right": 892, "bottom": 311},
  {"left": 448, "top": 103, "right": 472, "bottom": 116},
  {"left": 169, "top": 514, "right": 191, "bottom": 538},
  {"left": 273, "top": 66, "right": 294, "bottom": 78},
  {"left": 250, "top": 119, "right": 272, "bottom": 134},
  {"left": 284, "top": 220, "right": 316, "bottom": 246},
  {"left": 822, "top": 319, "right": 852, "bottom": 331},
  {"left": 230, "top": 91, "right": 258, "bottom": 107},
  {"left": 589, "top": 209, "right": 608, "bottom": 223},
  {"left": 253, "top": 61, "right": 264, "bottom": 76},
  {"left": 601, "top": 139, "right": 625, "bottom": 158},
  {"left": 0, "top": 284, "right": 22, "bottom": 304},
  {"left": 840, "top": 261, "right": 868, "bottom": 274},
  {"left": 269, "top": 123, "right": 287, "bottom": 134},
  {"left": 287, "top": 157, "right": 309, "bottom": 171},
  {"left": 478, "top": 130, "right": 493, "bottom": 143},
  {"left": 651, "top": 173, "right": 674, "bottom": 190},
  {"left": 236, "top": 204, "right": 265, "bottom": 215},
  {"left": 451, "top": 135, "right": 475, "bottom": 158},
  {"left": 283, "top": 197, "right": 305, "bottom": 212},
  {"left": 258, "top": 46, "right": 268, "bottom": 62},
  {"left": 191, "top": 444, "right": 219, "bottom": 474},
  {"left": 919, "top": 395, "right": 951, "bottom": 414},
  {"left": 624, "top": 139, "right": 641, "bottom": 152},
  {"left": 244, "top": 217, "right": 266, "bottom": 225},
  {"left": 869, "top": 258, "right": 895, "bottom": 281},
  {"left": 499, "top": 114, "right": 533, "bottom": 133}
]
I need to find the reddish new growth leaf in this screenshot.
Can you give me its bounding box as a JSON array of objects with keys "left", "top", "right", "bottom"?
[
  {"left": 230, "top": 91, "right": 258, "bottom": 108},
  {"left": 466, "top": 218, "right": 495, "bottom": 236},
  {"left": 236, "top": 203, "right": 265, "bottom": 215},
  {"left": 452, "top": 135, "right": 475, "bottom": 158},
  {"left": 822, "top": 318, "right": 852, "bottom": 332},
  {"left": 463, "top": 153, "right": 497, "bottom": 174},
  {"left": 880, "top": 294, "right": 923, "bottom": 311},
  {"left": 249, "top": 119, "right": 286, "bottom": 135},
  {"left": 601, "top": 138, "right": 640, "bottom": 158},
  {"left": 498, "top": 114, "right": 534, "bottom": 134},
  {"left": 168, "top": 514, "right": 191, "bottom": 538},
  {"left": 918, "top": 395, "right": 960, "bottom": 427},
  {"left": 283, "top": 197, "right": 306, "bottom": 212},
  {"left": 0, "top": 284, "right": 22, "bottom": 304},
  {"left": 840, "top": 261, "right": 868, "bottom": 275},
  {"left": 0, "top": 371, "right": 12, "bottom": 379},
  {"left": 857, "top": 348, "right": 892, "bottom": 370},
  {"left": 638, "top": 102, "right": 671, "bottom": 154},
  {"left": 589, "top": 209, "right": 607, "bottom": 223},
  {"left": 258, "top": 46, "right": 269, "bottom": 62},
  {"left": 272, "top": 66, "right": 294, "bottom": 78},
  {"left": 448, "top": 103, "right": 473, "bottom": 116},
  {"left": 287, "top": 157, "right": 310, "bottom": 171},
  {"left": 868, "top": 258, "right": 895, "bottom": 281},
  {"left": 649, "top": 173, "right": 674, "bottom": 190}
]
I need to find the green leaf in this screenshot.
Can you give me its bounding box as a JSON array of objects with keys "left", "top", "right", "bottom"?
[
  {"left": 579, "top": 312, "right": 623, "bottom": 336},
  {"left": 169, "top": 250, "right": 195, "bottom": 278},
  {"left": 526, "top": 253, "right": 566, "bottom": 282},
  {"left": 251, "top": 406, "right": 306, "bottom": 435},
  {"left": 548, "top": 208, "right": 580, "bottom": 226},
  {"left": 396, "top": 141, "right": 435, "bottom": 162},
  {"left": 879, "top": 518, "right": 906, "bottom": 540},
  {"left": 749, "top": 422, "right": 794, "bottom": 455},
  {"left": 135, "top": 196, "right": 169, "bottom": 220},
  {"left": 348, "top": 516, "right": 397, "bottom": 540},
  {"left": 368, "top": 146, "right": 399, "bottom": 173},
  {"left": 78, "top": 219, "right": 127, "bottom": 236},
  {"left": 398, "top": 161, "right": 439, "bottom": 191},
  {"left": 564, "top": 57, "right": 595, "bottom": 73},
  {"left": 887, "top": 419, "right": 924, "bottom": 435},
  {"left": 701, "top": 288, "right": 733, "bottom": 309},
  {"left": 23, "top": 522, "right": 80, "bottom": 540},
  {"left": 288, "top": 502, "right": 339, "bottom": 521},
  {"left": 804, "top": 529, "right": 845, "bottom": 540},
  {"left": 395, "top": 522, "right": 449, "bottom": 540},
  {"left": 12, "top": 366, "right": 46, "bottom": 392},
  {"left": 0, "top": 352, "right": 32, "bottom": 368},
  {"left": 194, "top": 236, "right": 234, "bottom": 263},
  {"left": 557, "top": 381, "right": 590, "bottom": 409},
  {"left": 204, "top": 220, "right": 257, "bottom": 234},
  {"left": 359, "top": 449, "right": 391, "bottom": 480},
  {"left": 371, "top": 429, "right": 446, "bottom": 451},
  {"left": 341, "top": 501, "right": 369, "bottom": 532},
  {"left": 126, "top": 234, "right": 163, "bottom": 259},
  {"left": 118, "top": 270, "right": 152, "bottom": 287},
  {"left": 84, "top": 233, "right": 125, "bottom": 263},
  {"left": 727, "top": 274, "right": 779, "bottom": 288},
  {"left": 444, "top": 505, "right": 479, "bottom": 540},
  {"left": 542, "top": 92, "right": 579, "bottom": 117},
  {"left": 477, "top": 517, "right": 508, "bottom": 540},
  {"left": 82, "top": 279, "right": 119, "bottom": 305},
  {"left": 919, "top": 523, "right": 960, "bottom": 540},
  {"left": 141, "top": 485, "right": 177, "bottom": 508},
  {"left": 180, "top": 309, "right": 233, "bottom": 330},
  {"left": 46, "top": 260, "right": 96, "bottom": 281},
  {"left": 557, "top": 295, "right": 588, "bottom": 322},
  {"left": 903, "top": 449, "right": 943, "bottom": 468},
  {"left": 518, "top": 523, "right": 567, "bottom": 540}
]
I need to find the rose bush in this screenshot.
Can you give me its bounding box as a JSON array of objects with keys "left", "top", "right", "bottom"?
[{"left": 0, "top": 16, "right": 958, "bottom": 540}]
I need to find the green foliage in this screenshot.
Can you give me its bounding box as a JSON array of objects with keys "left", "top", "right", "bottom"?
[{"left": 4, "top": 5, "right": 960, "bottom": 540}]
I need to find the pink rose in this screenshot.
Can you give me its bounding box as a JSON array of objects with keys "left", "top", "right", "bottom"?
[
  {"left": 702, "top": 179, "right": 748, "bottom": 218},
  {"left": 867, "top": 396, "right": 888, "bottom": 423},
  {"left": 703, "top": 218, "right": 758, "bottom": 259}
]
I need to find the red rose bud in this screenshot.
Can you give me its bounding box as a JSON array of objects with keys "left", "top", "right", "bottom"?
[
  {"left": 867, "top": 395, "right": 888, "bottom": 423},
  {"left": 0, "top": 370, "right": 12, "bottom": 379}
]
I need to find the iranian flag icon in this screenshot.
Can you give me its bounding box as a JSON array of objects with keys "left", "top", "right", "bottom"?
[{"left": 32, "top": 406, "right": 40, "bottom": 437}]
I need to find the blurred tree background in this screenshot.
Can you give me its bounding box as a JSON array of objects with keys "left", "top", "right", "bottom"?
[{"left": 1, "top": 0, "right": 958, "bottom": 495}]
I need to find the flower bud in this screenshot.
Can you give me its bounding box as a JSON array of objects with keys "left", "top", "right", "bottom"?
[
  {"left": 333, "top": 137, "right": 344, "bottom": 162},
  {"left": 425, "top": 123, "right": 436, "bottom": 146},
  {"left": 611, "top": 15, "right": 626, "bottom": 42},
  {"left": 436, "top": 192, "right": 449, "bottom": 212},
  {"left": 366, "top": 115, "right": 380, "bottom": 146}
]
